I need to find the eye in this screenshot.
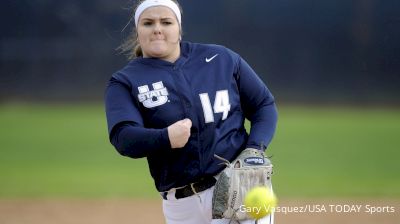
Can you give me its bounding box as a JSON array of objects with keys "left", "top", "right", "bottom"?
[
  {"left": 143, "top": 21, "right": 153, "bottom": 26},
  {"left": 162, "top": 21, "right": 173, "bottom": 25}
]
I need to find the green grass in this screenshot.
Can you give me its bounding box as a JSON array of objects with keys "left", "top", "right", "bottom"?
[
  {"left": 268, "top": 106, "right": 400, "bottom": 197},
  {"left": 0, "top": 103, "right": 155, "bottom": 198},
  {"left": 0, "top": 103, "right": 399, "bottom": 198}
]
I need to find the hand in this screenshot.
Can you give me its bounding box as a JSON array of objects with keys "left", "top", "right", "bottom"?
[{"left": 167, "top": 118, "right": 192, "bottom": 149}]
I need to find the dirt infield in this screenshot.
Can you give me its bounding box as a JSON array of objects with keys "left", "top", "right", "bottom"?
[{"left": 0, "top": 199, "right": 399, "bottom": 224}]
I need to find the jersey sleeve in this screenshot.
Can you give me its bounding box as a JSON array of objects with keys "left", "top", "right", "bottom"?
[
  {"left": 105, "top": 76, "right": 171, "bottom": 158},
  {"left": 235, "top": 57, "right": 278, "bottom": 150}
]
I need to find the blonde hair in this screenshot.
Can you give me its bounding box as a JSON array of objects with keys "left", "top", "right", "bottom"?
[{"left": 118, "top": 0, "right": 182, "bottom": 60}]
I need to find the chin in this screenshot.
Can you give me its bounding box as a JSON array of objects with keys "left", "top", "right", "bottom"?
[
  {"left": 149, "top": 46, "right": 168, "bottom": 57},
  {"left": 149, "top": 50, "right": 167, "bottom": 58}
]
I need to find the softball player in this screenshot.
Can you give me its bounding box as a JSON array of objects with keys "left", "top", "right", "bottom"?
[{"left": 105, "top": 0, "right": 278, "bottom": 223}]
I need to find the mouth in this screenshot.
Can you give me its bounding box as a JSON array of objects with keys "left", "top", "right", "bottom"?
[
  {"left": 151, "top": 40, "right": 167, "bottom": 46},
  {"left": 151, "top": 39, "right": 165, "bottom": 43}
]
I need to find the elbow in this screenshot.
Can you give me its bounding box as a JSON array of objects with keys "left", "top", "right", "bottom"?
[
  {"left": 269, "top": 102, "right": 278, "bottom": 131},
  {"left": 112, "top": 141, "right": 146, "bottom": 159},
  {"left": 272, "top": 102, "right": 278, "bottom": 122},
  {"left": 110, "top": 133, "right": 145, "bottom": 159},
  {"left": 115, "top": 145, "right": 144, "bottom": 159}
]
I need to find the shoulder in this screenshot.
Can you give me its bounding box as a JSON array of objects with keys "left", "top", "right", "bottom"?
[{"left": 108, "top": 60, "right": 147, "bottom": 87}]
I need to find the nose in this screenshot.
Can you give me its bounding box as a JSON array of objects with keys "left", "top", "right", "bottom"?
[{"left": 153, "top": 22, "right": 162, "bottom": 35}]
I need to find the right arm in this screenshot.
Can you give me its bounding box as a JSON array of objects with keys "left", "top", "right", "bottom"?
[{"left": 105, "top": 77, "right": 190, "bottom": 158}]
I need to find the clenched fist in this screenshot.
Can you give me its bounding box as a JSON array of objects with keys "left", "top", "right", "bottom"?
[{"left": 167, "top": 118, "right": 192, "bottom": 149}]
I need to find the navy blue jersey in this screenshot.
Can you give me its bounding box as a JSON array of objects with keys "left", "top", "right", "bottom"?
[{"left": 105, "top": 41, "right": 277, "bottom": 192}]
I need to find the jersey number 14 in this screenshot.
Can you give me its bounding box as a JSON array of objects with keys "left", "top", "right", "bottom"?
[{"left": 199, "top": 90, "right": 231, "bottom": 123}]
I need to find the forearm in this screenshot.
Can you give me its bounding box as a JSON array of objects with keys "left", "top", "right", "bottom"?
[
  {"left": 110, "top": 122, "right": 171, "bottom": 158},
  {"left": 246, "top": 102, "right": 278, "bottom": 150}
]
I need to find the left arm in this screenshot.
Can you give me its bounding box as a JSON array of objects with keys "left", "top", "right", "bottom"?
[{"left": 235, "top": 57, "right": 278, "bottom": 150}]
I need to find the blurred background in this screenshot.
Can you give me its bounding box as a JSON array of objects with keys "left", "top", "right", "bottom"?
[
  {"left": 0, "top": 0, "right": 399, "bottom": 223},
  {"left": 1, "top": 0, "right": 399, "bottom": 103}
]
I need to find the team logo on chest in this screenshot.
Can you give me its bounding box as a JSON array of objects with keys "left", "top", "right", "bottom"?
[{"left": 137, "top": 81, "right": 169, "bottom": 108}]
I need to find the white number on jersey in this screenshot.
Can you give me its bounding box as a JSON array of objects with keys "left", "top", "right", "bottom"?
[{"left": 199, "top": 90, "right": 231, "bottom": 123}]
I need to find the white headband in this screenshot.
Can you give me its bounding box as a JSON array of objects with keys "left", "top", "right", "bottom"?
[{"left": 134, "top": 0, "right": 181, "bottom": 27}]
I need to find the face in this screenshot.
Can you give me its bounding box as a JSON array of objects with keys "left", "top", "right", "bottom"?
[{"left": 137, "top": 6, "right": 181, "bottom": 62}]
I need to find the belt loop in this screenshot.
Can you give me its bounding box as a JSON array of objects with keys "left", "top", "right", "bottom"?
[
  {"left": 161, "top": 192, "right": 167, "bottom": 200},
  {"left": 166, "top": 188, "right": 179, "bottom": 201},
  {"left": 190, "top": 183, "right": 197, "bottom": 194}
]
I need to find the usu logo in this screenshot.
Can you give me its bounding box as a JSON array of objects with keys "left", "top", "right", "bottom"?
[{"left": 138, "top": 81, "right": 169, "bottom": 108}]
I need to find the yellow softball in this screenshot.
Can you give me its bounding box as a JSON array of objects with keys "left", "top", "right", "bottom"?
[{"left": 244, "top": 186, "right": 277, "bottom": 219}]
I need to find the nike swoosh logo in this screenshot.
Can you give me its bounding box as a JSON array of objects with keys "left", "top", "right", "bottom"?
[{"left": 205, "top": 54, "right": 219, "bottom": 62}]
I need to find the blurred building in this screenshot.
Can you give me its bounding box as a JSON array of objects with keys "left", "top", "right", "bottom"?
[{"left": 0, "top": 0, "right": 399, "bottom": 104}]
